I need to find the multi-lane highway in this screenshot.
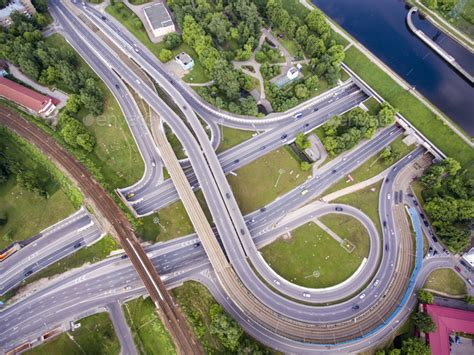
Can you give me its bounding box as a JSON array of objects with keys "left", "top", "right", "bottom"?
[
  {"left": 0, "top": 208, "right": 102, "bottom": 296},
  {"left": 0, "top": 0, "right": 460, "bottom": 353}
]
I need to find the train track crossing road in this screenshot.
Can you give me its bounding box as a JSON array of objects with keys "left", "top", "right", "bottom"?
[{"left": 0, "top": 106, "right": 202, "bottom": 354}]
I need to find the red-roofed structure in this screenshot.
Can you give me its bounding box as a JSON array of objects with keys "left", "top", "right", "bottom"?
[
  {"left": 0, "top": 77, "right": 57, "bottom": 116},
  {"left": 424, "top": 304, "right": 474, "bottom": 355}
]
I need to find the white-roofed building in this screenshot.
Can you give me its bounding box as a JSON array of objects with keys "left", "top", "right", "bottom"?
[
  {"left": 462, "top": 247, "right": 474, "bottom": 269},
  {"left": 0, "top": 0, "right": 36, "bottom": 27},
  {"left": 143, "top": 2, "right": 175, "bottom": 38}
]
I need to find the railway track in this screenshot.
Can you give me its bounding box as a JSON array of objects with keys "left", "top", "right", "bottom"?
[{"left": 0, "top": 107, "right": 202, "bottom": 355}]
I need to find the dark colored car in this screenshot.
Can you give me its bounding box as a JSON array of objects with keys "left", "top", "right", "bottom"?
[
  {"left": 352, "top": 305, "right": 359, "bottom": 310},
  {"left": 385, "top": 244, "right": 389, "bottom": 251},
  {"left": 233, "top": 159, "right": 239, "bottom": 164},
  {"left": 281, "top": 134, "right": 288, "bottom": 140},
  {"left": 121, "top": 254, "right": 128, "bottom": 259},
  {"left": 193, "top": 242, "right": 201, "bottom": 248},
  {"left": 240, "top": 229, "right": 245, "bottom": 235},
  {"left": 332, "top": 169, "right": 337, "bottom": 174},
  {"left": 74, "top": 242, "right": 82, "bottom": 249},
  {"left": 455, "top": 266, "right": 461, "bottom": 272},
  {"left": 432, "top": 236, "right": 438, "bottom": 243},
  {"left": 335, "top": 207, "right": 343, "bottom": 212},
  {"left": 24, "top": 270, "right": 33, "bottom": 277},
  {"left": 260, "top": 207, "right": 266, "bottom": 212},
  {"left": 423, "top": 220, "right": 429, "bottom": 227},
  {"left": 115, "top": 84, "right": 120, "bottom": 89},
  {"left": 101, "top": 16, "right": 106, "bottom": 20},
  {"left": 383, "top": 221, "right": 387, "bottom": 228},
  {"left": 225, "top": 193, "right": 231, "bottom": 199}
]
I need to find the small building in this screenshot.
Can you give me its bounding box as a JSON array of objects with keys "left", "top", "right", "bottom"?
[
  {"left": 462, "top": 247, "right": 474, "bottom": 269},
  {"left": 175, "top": 52, "right": 194, "bottom": 71},
  {"left": 286, "top": 67, "right": 299, "bottom": 80},
  {"left": 143, "top": 2, "right": 175, "bottom": 38},
  {"left": 0, "top": 77, "right": 57, "bottom": 116},
  {"left": 0, "top": 0, "right": 36, "bottom": 27}
]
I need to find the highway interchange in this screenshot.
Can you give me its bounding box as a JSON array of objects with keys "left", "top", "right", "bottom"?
[{"left": 0, "top": 0, "right": 472, "bottom": 353}]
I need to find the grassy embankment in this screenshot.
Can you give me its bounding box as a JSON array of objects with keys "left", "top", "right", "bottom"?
[
  {"left": 343, "top": 46, "right": 474, "bottom": 174},
  {"left": 105, "top": 1, "right": 209, "bottom": 83},
  {"left": 0, "top": 128, "right": 80, "bottom": 249},
  {"left": 25, "top": 313, "right": 120, "bottom": 355},
  {"left": 424, "top": 268, "right": 467, "bottom": 297},
  {"left": 123, "top": 297, "right": 176, "bottom": 354},
  {"left": 323, "top": 135, "right": 415, "bottom": 195}
]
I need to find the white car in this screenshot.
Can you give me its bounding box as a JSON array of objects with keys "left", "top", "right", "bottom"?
[
  {"left": 359, "top": 293, "right": 366, "bottom": 299},
  {"left": 303, "top": 292, "right": 311, "bottom": 298},
  {"left": 273, "top": 279, "right": 280, "bottom": 286},
  {"left": 373, "top": 279, "right": 380, "bottom": 287},
  {"left": 387, "top": 194, "right": 391, "bottom": 200}
]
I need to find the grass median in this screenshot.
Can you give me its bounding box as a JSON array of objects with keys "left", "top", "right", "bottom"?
[
  {"left": 344, "top": 46, "right": 473, "bottom": 174},
  {"left": 332, "top": 181, "right": 383, "bottom": 235},
  {"left": 228, "top": 147, "right": 311, "bottom": 214},
  {"left": 216, "top": 126, "right": 254, "bottom": 154},
  {"left": 261, "top": 222, "right": 364, "bottom": 288},
  {"left": 25, "top": 312, "right": 120, "bottom": 355}
]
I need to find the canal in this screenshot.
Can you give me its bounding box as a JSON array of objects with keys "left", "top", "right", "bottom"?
[{"left": 313, "top": 0, "right": 474, "bottom": 136}]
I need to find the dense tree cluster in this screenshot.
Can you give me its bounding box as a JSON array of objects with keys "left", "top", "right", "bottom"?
[
  {"left": 260, "top": 62, "right": 281, "bottom": 79},
  {"left": 57, "top": 111, "right": 96, "bottom": 153},
  {"left": 422, "top": 0, "right": 458, "bottom": 13},
  {"left": 0, "top": 14, "right": 104, "bottom": 116},
  {"left": 419, "top": 158, "right": 473, "bottom": 253},
  {"left": 209, "top": 304, "right": 244, "bottom": 351},
  {"left": 163, "top": 32, "right": 182, "bottom": 50},
  {"left": 320, "top": 104, "right": 396, "bottom": 156},
  {"left": 255, "top": 42, "right": 282, "bottom": 63},
  {"left": 0, "top": 0, "right": 9, "bottom": 10}
]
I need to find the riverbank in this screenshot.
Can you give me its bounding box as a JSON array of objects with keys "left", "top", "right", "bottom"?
[{"left": 301, "top": 0, "right": 473, "bottom": 173}]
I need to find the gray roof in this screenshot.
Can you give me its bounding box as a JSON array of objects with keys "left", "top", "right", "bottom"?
[{"left": 143, "top": 3, "right": 173, "bottom": 30}]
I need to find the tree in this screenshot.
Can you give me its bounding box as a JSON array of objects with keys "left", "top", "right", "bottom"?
[
  {"left": 294, "top": 84, "right": 309, "bottom": 99},
  {"left": 465, "top": 295, "right": 474, "bottom": 304},
  {"left": 159, "top": 48, "right": 173, "bottom": 62},
  {"left": 305, "top": 75, "right": 319, "bottom": 91},
  {"left": 65, "top": 94, "right": 82, "bottom": 114},
  {"left": 412, "top": 312, "right": 436, "bottom": 333},
  {"left": 401, "top": 338, "right": 430, "bottom": 355},
  {"left": 295, "top": 133, "right": 311, "bottom": 150},
  {"left": 207, "top": 13, "right": 230, "bottom": 44},
  {"left": 377, "top": 103, "right": 397, "bottom": 127},
  {"left": 417, "top": 289, "right": 434, "bottom": 304},
  {"left": 305, "top": 9, "right": 330, "bottom": 36},
  {"left": 209, "top": 304, "right": 243, "bottom": 351},
  {"left": 422, "top": 0, "right": 438, "bottom": 10},
  {"left": 300, "top": 161, "right": 311, "bottom": 171},
  {"left": 163, "top": 33, "right": 182, "bottom": 50},
  {"left": 295, "top": 25, "right": 309, "bottom": 46},
  {"left": 305, "top": 35, "right": 325, "bottom": 57},
  {"left": 443, "top": 157, "right": 461, "bottom": 176}
]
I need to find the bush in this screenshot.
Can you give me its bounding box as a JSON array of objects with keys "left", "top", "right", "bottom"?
[
  {"left": 159, "top": 49, "right": 173, "bottom": 62},
  {"left": 417, "top": 289, "right": 434, "bottom": 304},
  {"left": 163, "top": 33, "right": 182, "bottom": 50}
]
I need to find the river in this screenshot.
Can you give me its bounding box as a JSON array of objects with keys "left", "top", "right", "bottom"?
[{"left": 313, "top": 0, "right": 474, "bottom": 136}]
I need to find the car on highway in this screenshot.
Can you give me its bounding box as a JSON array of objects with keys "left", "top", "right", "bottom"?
[
  {"left": 193, "top": 242, "right": 201, "bottom": 248},
  {"left": 423, "top": 220, "right": 429, "bottom": 227},
  {"left": 385, "top": 244, "right": 389, "bottom": 251},
  {"left": 127, "top": 193, "right": 135, "bottom": 199},
  {"left": 383, "top": 221, "right": 387, "bottom": 228},
  {"left": 115, "top": 84, "right": 120, "bottom": 89},
  {"left": 74, "top": 242, "right": 82, "bottom": 249},
  {"left": 24, "top": 270, "right": 33, "bottom": 277},
  {"left": 294, "top": 112, "right": 303, "bottom": 119},
  {"left": 373, "top": 279, "right": 380, "bottom": 287},
  {"left": 301, "top": 189, "right": 309, "bottom": 196},
  {"left": 331, "top": 169, "right": 337, "bottom": 174},
  {"left": 432, "top": 236, "right": 438, "bottom": 243},
  {"left": 101, "top": 16, "right": 106, "bottom": 20},
  {"left": 233, "top": 159, "right": 239, "bottom": 164},
  {"left": 281, "top": 134, "right": 288, "bottom": 142},
  {"left": 335, "top": 207, "right": 343, "bottom": 211},
  {"left": 273, "top": 279, "right": 280, "bottom": 286},
  {"left": 260, "top": 207, "right": 266, "bottom": 212},
  {"left": 352, "top": 304, "right": 360, "bottom": 310},
  {"left": 313, "top": 107, "right": 319, "bottom": 112},
  {"left": 240, "top": 229, "right": 245, "bottom": 235},
  {"left": 359, "top": 293, "right": 366, "bottom": 299},
  {"left": 303, "top": 292, "right": 311, "bottom": 298},
  {"left": 455, "top": 266, "right": 461, "bottom": 273},
  {"left": 225, "top": 193, "right": 231, "bottom": 199},
  {"left": 121, "top": 254, "right": 128, "bottom": 259},
  {"left": 387, "top": 193, "right": 391, "bottom": 200}
]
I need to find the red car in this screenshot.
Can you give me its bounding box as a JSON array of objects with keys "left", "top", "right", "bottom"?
[{"left": 455, "top": 266, "right": 461, "bottom": 273}]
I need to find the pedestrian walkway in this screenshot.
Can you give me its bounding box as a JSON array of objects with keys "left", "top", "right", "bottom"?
[{"left": 107, "top": 301, "right": 138, "bottom": 355}]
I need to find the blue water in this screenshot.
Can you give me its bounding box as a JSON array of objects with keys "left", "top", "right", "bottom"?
[{"left": 313, "top": 0, "right": 474, "bottom": 136}]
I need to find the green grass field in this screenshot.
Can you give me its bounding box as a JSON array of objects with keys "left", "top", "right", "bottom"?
[
  {"left": 0, "top": 178, "right": 75, "bottom": 250},
  {"left": 333, "top": 182, "right": 383, "bottom": 235},
  {"left": 323, "top": 135, "right": 415, "bottom": 195},
  {"left": 363, "top": 97, "right": 382, "bottom": 115},
  {"left": 123, "top": 297, "right": 176, "bottom": 355},
  {"left": 105, "top": 3, "right": 209, "bottom": 84},
  {"left": 424, "top": 268, "right": 467, "bottom": 296},
  {"left": 228, "top": 147, "right": 311, "bottom": 214},
  {"left": 344, "top": 46, "right": 474, "bottom": 174},
  {"left": 44, "top": 34, "right": 144, "bottom": 189},
  {"left": 261, "top": 222, "right": 364, "bottom": 288},
  {"left": 217, "top": 126, "right": 254, "bottom": 153},
  {"left": 26, "top": 313, "right": 120, "bottom": 355},
  {"left": 318, "top": 214, "right": 370, "bottom": 258}
]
